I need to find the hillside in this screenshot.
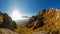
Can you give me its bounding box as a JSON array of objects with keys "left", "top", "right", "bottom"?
[{"left": 26, "top": 8, "right": 60, "bottom": 34}]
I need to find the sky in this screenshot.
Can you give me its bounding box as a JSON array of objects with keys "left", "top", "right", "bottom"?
[{"left": 0, "top": 0, "right": 60, "bottom": 17}]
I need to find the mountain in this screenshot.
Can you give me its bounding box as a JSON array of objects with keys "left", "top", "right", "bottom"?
[
  {"left": 0, "top": 12, "right": 17, "bottom": 30},
  {"left": 26, "top": 8, "right": 60, "bottom": 34}
]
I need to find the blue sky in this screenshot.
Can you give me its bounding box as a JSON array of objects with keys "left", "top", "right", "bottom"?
[{"left": 0, "top": 0, "right": 60, "bottom": 16}]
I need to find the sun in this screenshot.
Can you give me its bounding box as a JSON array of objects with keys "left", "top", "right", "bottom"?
[{"left": 11, "top": 10, "right": 22, "bottom": 20}]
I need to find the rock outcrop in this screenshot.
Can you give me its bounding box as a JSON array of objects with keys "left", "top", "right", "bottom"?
[
  {"left": 0, "top": 12, "right": 17, "bottom": 30},
  {"left": 0, "top": 28, "right": 19, "bottom": 34}
]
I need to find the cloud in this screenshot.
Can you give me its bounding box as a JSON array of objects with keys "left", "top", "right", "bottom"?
[{"left": 21, "top": 16, "right": 31, "bottom": 18}]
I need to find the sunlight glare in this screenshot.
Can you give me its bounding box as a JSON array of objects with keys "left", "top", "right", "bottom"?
[{"left": 11, "top": 10, "right": 22, "bottom": 20}]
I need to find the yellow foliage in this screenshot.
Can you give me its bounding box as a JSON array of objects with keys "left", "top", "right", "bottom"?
[{"left": 14, "top": 25, "right": 35, "bottom": 34}]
